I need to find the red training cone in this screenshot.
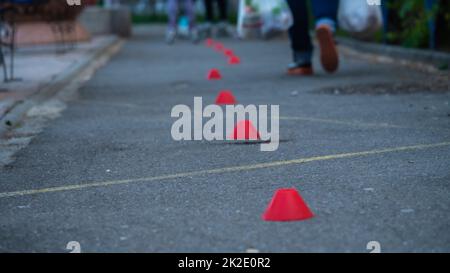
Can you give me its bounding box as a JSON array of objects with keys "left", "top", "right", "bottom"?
[
  {"left": 206, "top": 38, "right": 215, "bottom": 47},
  {"left": 215, "top": 90, "right": 237, "bottom": 105},
  {"left": 207, "top": 69, "right": 222, "bottom": 80},
  {"left": 215, "top": 43, "right": 224, "bottom": 52},
  {"left": 224, "top": 49, "right": 234, "bottom": 57},
  {"left": 229, "top": 120, "right": 260, "bottom": 140},
  {"left": 228, "top": 55, "right": 241, "bottom": 65},
  {"left": 262, "top": 188, "right": 314, "bottom": 222}
]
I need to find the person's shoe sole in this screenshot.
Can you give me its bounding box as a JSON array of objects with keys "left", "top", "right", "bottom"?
[
  {"left": 316, "top": 25, "right": 339, "bottom": 73},
  {"left": 287, "top": 67, "right": 314, "bottom": 76}
]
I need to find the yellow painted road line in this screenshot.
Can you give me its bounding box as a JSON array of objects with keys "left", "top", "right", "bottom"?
[
  {"left": 0, "top": 142, "right": 449, "bottom": 199},
  {"left": 280, "top": 116, "right": 408, "bottom": 129}
]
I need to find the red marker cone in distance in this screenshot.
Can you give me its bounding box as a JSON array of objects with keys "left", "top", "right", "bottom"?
[
  {"left": 206, "top": 38, "right": 215, "bottom": 47},
  {"left": 215, "top": 43, "right": 224, "bottom": 52},
  {"left": 230, "top": 120, "right": 260, "bottom": 140},
  {"left": 224, "top": 49, "right": 234, "bottom": 57},
  {"left": 228, "top": 56, "right": 241, "bottom": 65},
  {"left": 262, "top": 188, "right": 314, "bottom": 222},
  {"left": 207, "top": 69, "right": 222, "bottom": 80},
  {"left": 215, "top": 90, "right": 237, "bottom": 105}
]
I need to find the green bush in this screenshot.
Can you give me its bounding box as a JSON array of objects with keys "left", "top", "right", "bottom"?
[{"left": 386, "top": 0, "right": 438, "bottom": 48}]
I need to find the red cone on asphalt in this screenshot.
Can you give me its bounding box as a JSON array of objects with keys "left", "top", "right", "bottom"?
[
  {"left": 215, "top": 90, "right": 237, "bottom": 105},
  {"left": 224, "top": 49, "right": 234, "bottom": 57},
  {"left": 207, "top": 69, "right": 222, "bottom": 80},
  {"left": 206, "top": 38, "right": 215, "bottom": 47},
  {"left": 215, "top": 42, "right": 224, "bottom": 52},
  {"left": 228, "top": 55, "right": 241, "bottom": 65},
  {"left": 229, "top": 120, "right": 260, "bottom": 140},
  {"left": 262, "top": 188, "right": 314, "bottom": 222}
]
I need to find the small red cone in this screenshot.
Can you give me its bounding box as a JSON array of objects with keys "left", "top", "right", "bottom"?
[
  {"left": 206, "top": 38, "right": 215, "bottom": 47},
  {"left": 262, "top": 188, "right": 314, "bottom": 222},
  {"left": 215, "top": 43, "right": 224, "bottom": 52},
  {"left": 215, "top": 90, "right": 237, "bottom": 105},
  {"left": 224, "top": 49, "right": 234, "bottom": 57},
  {"left": 228, "top": 55, "right": 241, "bottom": 65},
  {"left": 229, "top": 120, "right": 260, "bottom": 140},
  {"left": 207, "top": 69, "right": 222, "bottom": 80}
]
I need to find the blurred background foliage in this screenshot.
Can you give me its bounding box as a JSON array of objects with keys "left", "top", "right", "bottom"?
[
  {"left": 384, "top": 0, "right": 449, "bottom": 50},
  {"left": 109, "top": 0, "right": 449, "bottom": 51}
]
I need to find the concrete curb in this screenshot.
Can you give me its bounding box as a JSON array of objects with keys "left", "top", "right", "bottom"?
[
  {"left": 337, "top": 37, "right": 450, "bottom": 69},
  {"left": 0, "top": 36, "right": 123, "bottom": 138}
]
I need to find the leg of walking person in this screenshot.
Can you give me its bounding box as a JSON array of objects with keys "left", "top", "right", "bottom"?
[
  {"left": 182, "top": 0, "right": 196, "bottom": 29},
  {"left": 166, "top": 0, "right": 179, "bottom": 44},
  {"left": 286, "top": 0, "right": 314, "bottom": 75},
  {"left": 203, "top": 0, "right": 214, "bottom": 22},
  {"left": 311, "top": 0, "right": 339, "bottom": 73},
  {"left": 183, "top": 0, "right": 199, "bottom": 42},
  {"left": 312, "top": 0, "right": 339, "bottom": 31},
  {"left": 202, "top": 0, "right": 214, "bottom": 37},
  {"left": 216, "top": 0, "right": 231, "bottom": 37},
  {"left": 217, "top": 0, "right": 228, "bottom": 22}
]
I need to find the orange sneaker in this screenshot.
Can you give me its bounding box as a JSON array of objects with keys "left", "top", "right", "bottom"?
[
  {"left": 287, "top": 65, "right": 314, "bottom": 76},
  {"left": 316, "top": 25, "right": 339, "bottom": 73}
]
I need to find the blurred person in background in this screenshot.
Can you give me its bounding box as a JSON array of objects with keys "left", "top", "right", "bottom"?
[
  {"left": 201, "top": 0, "right": 232, "bottom": 38},
  {"left": 166, "top": 0, "right": 199, "bottom": 44},
  {"left": 286, "top": 0, "right": 339, "bottom": 75}
]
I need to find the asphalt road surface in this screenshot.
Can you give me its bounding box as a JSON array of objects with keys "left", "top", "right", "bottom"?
[{"left": 1, "top": 26, "right": 449, "bottom": 253}]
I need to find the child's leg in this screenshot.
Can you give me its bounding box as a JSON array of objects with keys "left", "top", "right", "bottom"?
[
  {"left": 182, "top": 0, "right": 196, "bottom": 30},
  {"left": 167, "top": 0, "right": 179, "bottom": 30}
]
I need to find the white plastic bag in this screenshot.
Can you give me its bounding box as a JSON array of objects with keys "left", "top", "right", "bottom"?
[
  {"left": 338, "top": 0, "right": 383, "bottom": 38},
  {"left": 257, "top": 0, "right": 293, "bottom": 38},
  {"left": 237, "top": 0, "right": 262, "bottom": 39},
  {"left": 237, "top": 0, "right": 292, "bottom": 39}
]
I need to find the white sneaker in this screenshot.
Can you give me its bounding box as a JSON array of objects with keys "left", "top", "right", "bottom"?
[{"left": 166, "top": 29, "right": 176, "bottom": 45}]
